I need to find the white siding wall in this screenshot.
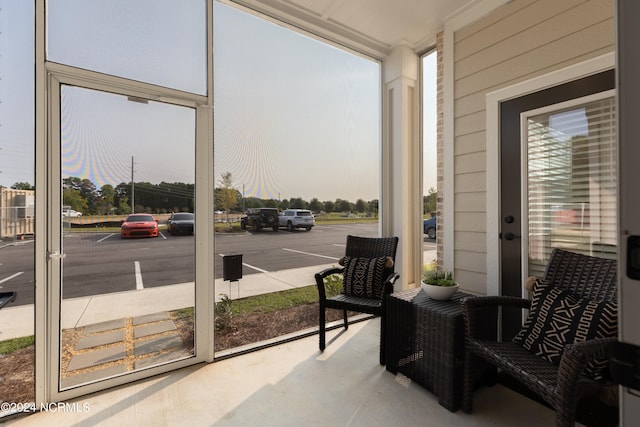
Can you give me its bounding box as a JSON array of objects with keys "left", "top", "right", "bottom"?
[{"left": 451, "top": 0, "right": 614, "bottom": 294}]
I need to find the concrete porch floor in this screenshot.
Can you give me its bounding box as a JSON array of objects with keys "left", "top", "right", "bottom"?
[{"left": 7, "top": 318, "right": 562, "bottom": 426}]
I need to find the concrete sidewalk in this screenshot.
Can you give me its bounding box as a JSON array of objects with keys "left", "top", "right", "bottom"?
[
  {"left": 0, "top": 249, "right": 437, "bottom": 342},
  {"left": 0, "top": 263, "right": 335, "bottom": 341}
]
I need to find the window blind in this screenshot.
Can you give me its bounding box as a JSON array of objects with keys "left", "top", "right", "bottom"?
[{"left": 526, "top": 96, "right": 616, "bottom": 278}]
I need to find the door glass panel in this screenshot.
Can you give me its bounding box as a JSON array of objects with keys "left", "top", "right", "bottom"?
[
  {"left": 59, "top": 85, "right": 195, "bottom": 389},
  {"left": 526, "top": 95, "right": 617, "bottom": 278},
  {"left": 47, "top": 0, "right": 207, "bottom": 95}
]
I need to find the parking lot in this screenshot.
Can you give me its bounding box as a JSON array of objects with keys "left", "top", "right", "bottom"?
[{"left": 0, "top": 223, "right": 435, "bottom": 307}]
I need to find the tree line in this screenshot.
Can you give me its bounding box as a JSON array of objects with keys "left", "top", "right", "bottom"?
[
  {"left": 5, "top": 176, "right": 437, "bottom": 216},
  {"left": 214, "top": 172, "right": 378, "bottom": 215},
  {"left": 216, "top": 173, "right": 438, "bottom": 216},
  {"left": 61, "top": 177, "right": 195, "bottom": 215}
]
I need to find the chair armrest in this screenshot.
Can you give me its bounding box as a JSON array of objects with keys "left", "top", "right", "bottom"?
[
  {"left": 462, "top": 295, "right": 531, "bottom": 340},
  {"left": 381, "top": 273, "right": 400, "bottom": 300},
  {"left": 556, "top": 337, "right": 617, "bottom": 399},
  {"left": 383, "top": 273, "right": 400, "bottom": 290},
  {"left": 462, "top": 295, "right": 531, "bottom": 310},
  {"left": 315, "top": 267, "right": 344, "bottom": 301}
]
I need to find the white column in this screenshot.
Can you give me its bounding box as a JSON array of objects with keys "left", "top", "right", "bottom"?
[{"left": 382, "top": 45, "right": 421, "bottom": 290}]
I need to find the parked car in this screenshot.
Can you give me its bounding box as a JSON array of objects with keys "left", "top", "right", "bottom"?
[
  {"left": 62, "top": 209, "right": 82, "bottom": 218},
  {"left": 167, "top": 212, "right": 194, "bottom": 235},
  {"left": 279, "top": 209, "right": 314, "bottom": 231},
  {"left": 240, "top": 208, "right": 280, "bottom": 231},
  {"left": 423, "top": 215, "right": 437, "bottom": 239},
  {"left": 120, "top": 213, "right": 159, "bottom": 238}
]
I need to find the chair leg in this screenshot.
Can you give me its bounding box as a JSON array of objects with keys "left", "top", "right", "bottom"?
[
  {"left": 379, "top": 315, "right": 385, "bottom": 365},
  {"left": 556, "top": 408, "right": 575, "bottom": 427},
  {"left": 319, "top": 305, "right": 326, "bottom": 351},
  {"left": 343, "top": 309, "right": 348, "bottom": 330},
  {"left": 556, "top": 398, "right": 577, "bottom": 427},
  {"left": 462, "top": 350, "right": 474, "bottom": 413}
]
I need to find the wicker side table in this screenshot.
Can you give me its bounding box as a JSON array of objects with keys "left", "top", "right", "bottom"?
[{"left": 385, "top": 288, "right": 471, "bottom": 412}]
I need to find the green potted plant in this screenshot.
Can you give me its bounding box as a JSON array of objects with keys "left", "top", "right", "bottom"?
[{"left": 421, "top": 266, "right": 459, "bottom": 300}]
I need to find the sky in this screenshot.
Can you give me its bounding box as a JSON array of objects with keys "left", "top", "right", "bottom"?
[
  {"left": 0, "top": 0, "right": 437, "bottom": 203},
  {"left": 213, "top": 3, "right": 381, "bottom": 202},
  {"left": 0, "top": 1, "right": 34, "bottom": 187}
]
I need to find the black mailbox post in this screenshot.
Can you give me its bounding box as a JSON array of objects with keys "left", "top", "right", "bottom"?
[{"left": 222, "top": 254, "right": 243, "bottom": 282}]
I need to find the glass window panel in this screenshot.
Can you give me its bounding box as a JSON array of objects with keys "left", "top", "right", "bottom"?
[
  {"left": 47, "top": 0, "right": 206, "bottom": 94},
  {"left": 422, "top": 50, "right": 438, "bottom": 267},
  {"left": 527, "top": 96, "right": 617, "bottom": 277},
  {"left": 212, "top": 2, "right": 381, "bottom": 354},
  {"left": 0, "top": 0, "right": 36, "bottom": 414}
]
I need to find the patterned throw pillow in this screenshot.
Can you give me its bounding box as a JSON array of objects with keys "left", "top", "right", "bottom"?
[
  {"left": 341, "top": 257, "right": 387, "bottom": 299},
  {"left": 512, "top": 280, "right": 617, "bottom": 379}
]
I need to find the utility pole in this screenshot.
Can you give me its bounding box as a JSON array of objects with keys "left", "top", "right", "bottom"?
[{"left": 131, "top": 156, "right": 135, "bottom": 214}]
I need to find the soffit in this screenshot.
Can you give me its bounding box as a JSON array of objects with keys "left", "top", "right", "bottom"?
[{"left": 224, "top": 0, "right": 475, "bottom": 59}]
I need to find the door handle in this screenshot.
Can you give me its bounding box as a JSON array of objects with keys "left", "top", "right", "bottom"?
[
  {"left": 48, "top": 250, "right": 66, "bottom": 261},
  {"left": 501, "top": 232, "right": 520, "bottom": 241}
]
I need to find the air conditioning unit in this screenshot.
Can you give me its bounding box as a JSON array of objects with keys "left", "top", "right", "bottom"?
[{"left": 15, "top": 194, "right": 35, "bottom": 218}]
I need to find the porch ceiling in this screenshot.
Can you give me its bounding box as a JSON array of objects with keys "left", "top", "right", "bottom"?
[{"left": 223, "top": 0, "right": 475, "bottom": 58}]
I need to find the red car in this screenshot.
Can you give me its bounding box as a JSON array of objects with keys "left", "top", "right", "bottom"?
[{"left": 120, "top": 213, "right": 159, "bottom": 238}]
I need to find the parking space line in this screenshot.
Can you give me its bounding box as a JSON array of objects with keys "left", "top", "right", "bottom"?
[
  {"left": 134, "top": 261, "right": 144, "bottom": 290},
  {"left": 1, "top": 240, "right": 34, "bottom": 249},
  {"left": 159, "top": 232, "right": 167, "bottom": 240},
  {"left": 97, "top": 233, "right": 115, "bottom": 243},
  {"left": 242, "top": 262, "right": 268, "bottom": 273},
  {"left": 282, "top": 248, "right": 340, "bottom": 260},
  {"left": 0, "top": 271, "right": 23, "bottom": 285}
]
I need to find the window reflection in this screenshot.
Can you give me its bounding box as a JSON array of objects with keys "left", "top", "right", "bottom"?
[{"left": 527, "top": 97, "right": 617, "bottom": 277}]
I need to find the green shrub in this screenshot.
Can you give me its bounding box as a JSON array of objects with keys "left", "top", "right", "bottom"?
[
  {"left": 422, "top": 268, "right": 456, "bottom": 287},
  {"left": 324, "top": 273, "right": 343, "bottom": 296},
  {"left": 215, "top": 294, "right": 233, "bottom": 331}
]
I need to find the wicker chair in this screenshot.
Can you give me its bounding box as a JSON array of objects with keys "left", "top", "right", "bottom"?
[
  {"left": 315, "top": 235, "right": 399, "bottom": 365},
  {"left": 462, "top": 248, "right": 617, "bottom": 427}
]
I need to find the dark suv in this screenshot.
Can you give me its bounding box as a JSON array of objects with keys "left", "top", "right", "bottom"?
[{"left": 240, "top": 208, "right": 280, "bottom": 231}]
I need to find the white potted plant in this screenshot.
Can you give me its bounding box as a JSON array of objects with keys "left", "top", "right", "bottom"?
[{"left": 421, "top": 267, "right": 459, "bottom": 300}]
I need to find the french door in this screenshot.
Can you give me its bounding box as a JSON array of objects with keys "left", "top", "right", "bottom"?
[
  {"left": 499, "top": 70, "right": 615, "bottom": 339},
  {"left": 43, "top": 70, "right": 213, "bottom": 402},
  {"left": 35, "top": 0, "right": 214, "bottom": 404}
]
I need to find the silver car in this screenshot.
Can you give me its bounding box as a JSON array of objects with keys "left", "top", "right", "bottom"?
[{"left": 279, "top": 209, "right": 315, "bottom": 231}]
